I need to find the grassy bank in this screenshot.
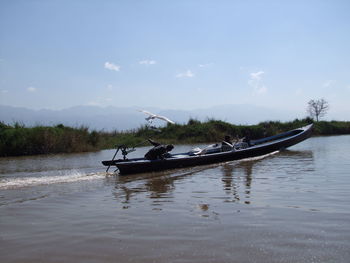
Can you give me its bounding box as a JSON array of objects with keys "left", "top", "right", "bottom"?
[
  {"left": 1, "top": 119, "right": 350, "bottom": 157},
  {"left": 0, "top": 123, "right": 99, "bottom": 156}
]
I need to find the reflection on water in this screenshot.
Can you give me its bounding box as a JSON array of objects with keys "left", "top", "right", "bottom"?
[
  {"left": 113, "top": 166, "right": 210, "bottom": 205},
  {"left": 221, "top": 162, "right": 252, "bottom": 204},
  {"left": 110, "top": 150, "right": 314, "bottom": 207},
  {"left": 220, "top": 150, "right": 314, "bottom": 205}
]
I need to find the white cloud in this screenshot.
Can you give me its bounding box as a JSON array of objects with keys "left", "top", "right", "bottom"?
[
  {"left": 198, "top": 63, "right": 212, "bottom": 68},
  {"left": 104, "top": 62, "right": 120, "bottom": 71},
  {"left": 250, "top": 71, "right": 265, "bottom": 80},
  {"left": 323, "top": 80, "right": 336, "bottom": 88},
  {"left": 107, "top": 84, "right": 113, "bottom": 91},
  {"left": 27, "top": 86, "right": 37, "bottom": 92},
  {"left": 139, "top": 60, "right": 156, "bottom": 65},
  {"left": 176, "top": 70, "right": 194, "bottom": 78},
  {"left": 248, "top": 71, "right": 267, "bottom": 94},
  {"left": 255, "top": 86, "right": 267, "bottom": 94}
]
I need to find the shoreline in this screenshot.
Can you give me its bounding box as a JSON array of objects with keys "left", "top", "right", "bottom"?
[{"left": 1, "top": 119, "right": 350, "bottom": 157}]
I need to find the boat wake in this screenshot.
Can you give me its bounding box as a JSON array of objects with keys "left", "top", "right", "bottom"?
[
  {"left": 0, "top": 171, "right": 106, "bottom": 190},
  {"left": 238, "top": 151, "right": 280, "bottom": 163}
]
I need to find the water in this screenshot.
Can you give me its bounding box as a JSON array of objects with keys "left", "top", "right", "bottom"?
[{"left": 1, "top": 136, "right": 350, "bottom": 263}]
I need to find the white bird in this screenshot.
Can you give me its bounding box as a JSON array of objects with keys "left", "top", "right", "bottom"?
[{"left": 139, "top": 110, "right": 175, "bottom": 124}]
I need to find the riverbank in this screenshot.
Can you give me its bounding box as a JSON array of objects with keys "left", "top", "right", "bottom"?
[{"left": 1, "top": 119, "right": 350, "bottom": 157}]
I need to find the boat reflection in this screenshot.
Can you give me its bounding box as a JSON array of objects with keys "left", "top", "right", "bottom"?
[
  {"left": 221, "top": 161, "right": 253, "bottom": 204},
  {"left": 112, "top": 150, "right": 314, "bottom": 206},
  {"left": 112, "top": 166, "right": 209, "bottom": 204},
  {"left": 220, "top": 150, "right": 314, "bottom": 204}
]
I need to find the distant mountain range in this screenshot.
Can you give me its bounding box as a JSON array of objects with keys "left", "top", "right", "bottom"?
[{"left": 0, "top": 104, "right": 304, "bottom": 131}]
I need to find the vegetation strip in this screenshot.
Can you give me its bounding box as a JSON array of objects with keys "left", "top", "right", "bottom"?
[{"left": 1, "top": 118, "right": 350, "bottom": 157}]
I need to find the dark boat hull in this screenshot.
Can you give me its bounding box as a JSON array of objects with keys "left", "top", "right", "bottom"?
[{"left": 103, "top": 124, "right": 313, "bottom": 175}]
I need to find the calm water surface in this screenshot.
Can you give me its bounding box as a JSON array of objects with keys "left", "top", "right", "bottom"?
[{"left": 1, "top": 136, "right": 349, "bottom": 263}]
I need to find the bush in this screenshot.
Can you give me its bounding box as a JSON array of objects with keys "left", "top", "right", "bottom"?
[{"left": 0, "top": 123, "right": 99, "bottom": 156}]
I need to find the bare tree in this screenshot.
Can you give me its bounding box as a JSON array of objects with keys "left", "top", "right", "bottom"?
[{"left": 307, "top": 98, "right": 329, "bottom": 121}]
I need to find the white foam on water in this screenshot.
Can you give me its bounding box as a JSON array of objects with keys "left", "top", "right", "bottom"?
[
  {"left": 0, "top": 171, "right": 106, "bottom": 189},
  {"left": 237, "top": 151, "right": 280, "bottom": 162},
  {"left": 0, "top": 151, "right": 280, "bottom": 190}
]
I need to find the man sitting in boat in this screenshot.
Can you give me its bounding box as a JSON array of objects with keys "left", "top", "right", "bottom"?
[
  {"left": 144, "top": 139, "right": 174, "bottom": 160},
  {"left": 242, "top": 133, "right": 252, "bottom": 147},
  {"left": 221, "top": 135, "right": 233, "bottom": 151}
]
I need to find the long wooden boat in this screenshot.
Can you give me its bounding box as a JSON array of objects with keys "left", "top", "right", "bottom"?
[{"left": 102, "top": 124, "right": 313, "bottom": 175}]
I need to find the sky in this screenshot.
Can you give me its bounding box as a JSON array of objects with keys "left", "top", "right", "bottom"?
[{"left": 0, "top": 0, "right": 349, "bottom": 120}]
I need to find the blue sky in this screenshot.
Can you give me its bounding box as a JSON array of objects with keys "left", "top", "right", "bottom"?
[{"left": 0, "top": 0, "right": 349, "bottom": 120}]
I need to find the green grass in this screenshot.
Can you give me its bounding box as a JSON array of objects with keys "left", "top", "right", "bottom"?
[
  {"left": 0, "top": 122, "right": 98, "bottom": 156},
  {"left": 1, "top": 118, "right": 350, "bottom": 157}
]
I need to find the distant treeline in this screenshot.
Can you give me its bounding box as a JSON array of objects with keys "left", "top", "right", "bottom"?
[{"left": 1, "top": 118, "right": 350, "bottom": 157}]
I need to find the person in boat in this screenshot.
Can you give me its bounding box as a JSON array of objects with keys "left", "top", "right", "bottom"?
[
  {"left": 242, "top": 132, "right": 252, "bottom": 147},
  {"left": 144, "top": 139, "right": 174, "bottom": 160},
  {"left": 221, "top": 135, "right": 233, "bottom": 151}
]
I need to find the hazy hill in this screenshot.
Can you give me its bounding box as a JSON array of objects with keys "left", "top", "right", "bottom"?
[{"left": 0, "top": 104, "right": 303, "bottom": 131}]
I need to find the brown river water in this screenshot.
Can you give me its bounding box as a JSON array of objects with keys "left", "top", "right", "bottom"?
[{"left": 1, "top": 135, "right": 349, "bottom": 263}]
